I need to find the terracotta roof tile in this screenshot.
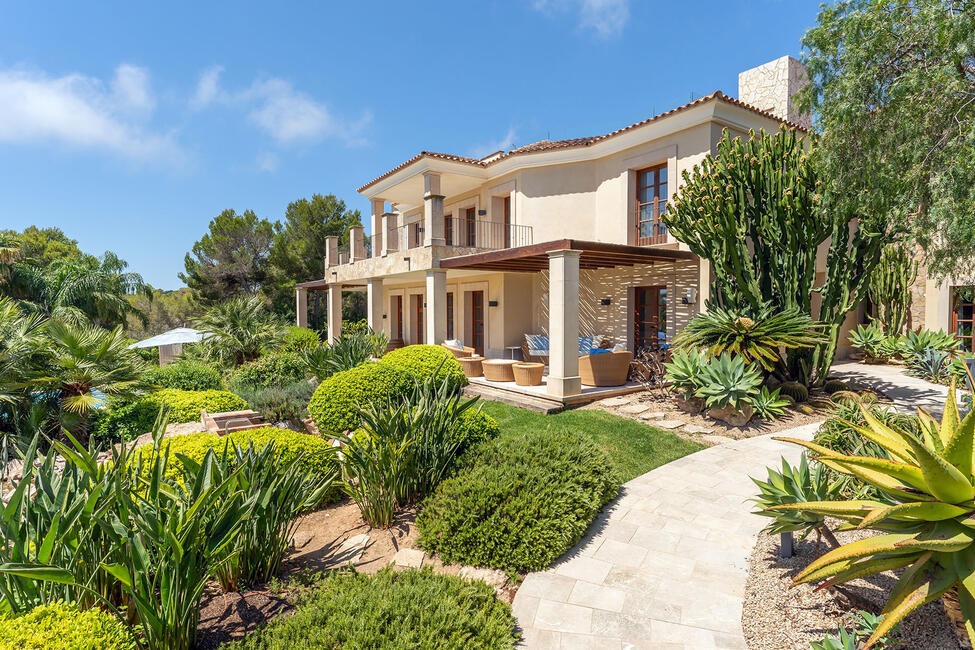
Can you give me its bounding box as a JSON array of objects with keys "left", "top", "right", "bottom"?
[{"left": 357, "top": 91, "right": 806, "bottom": 193}]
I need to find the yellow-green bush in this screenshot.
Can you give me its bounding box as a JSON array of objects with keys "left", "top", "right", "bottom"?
[
  {"left": 307, "top": 362, "right": 412, "bottom": 435},
  {"left": 0, "top": 601, "right": 137, "bottom": 650},
  {"left": 142, "top": 360, "right": 224, "bottom": 391},
  {"left": 95, "top": 389, "right": 248, "bottom": 442},
  {"left": 135, "top": 426, "right": 336, "bottom": 487},
  {"left": 380, "top": 344, "right": 467, "bottom": 389}
]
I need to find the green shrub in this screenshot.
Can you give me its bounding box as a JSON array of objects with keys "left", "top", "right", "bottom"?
[
  {"left": 95, "top": 388, "right": 248, "bottom": 442},
  {"left": 307, "top": 362, "right": 411, "bottom": 436},
  {"left": 453, "top": 408, "right": 499, "bottom": 451},
  {"left": 417, "top": 430, "right": 621, "bottom": 573},
  {"left": 778, "top": 381, "right": 809, "bottom": 403},
  {"left": 228, "top": 567, "right": 518, "bottom": 650},
  {"left": 234, "top": 381, "right": 315, "bottom": 423},
  {"left": 380, "top": 344, "right": 467, "bottom": 390},
  {"left": 135, "top": 426, "right": 336, "bottom": 488},
  {"left": 228, "top": 352, "right": 306, "bottom": 392},
  {"left": 282, "top": 326, "right": 321, "bottom": 352},
  {"left": 0, "top": 601, "right": 137, "bottom": 650},
  {"left": 143, "top": 360, "right": 224, "bottom": 391}
]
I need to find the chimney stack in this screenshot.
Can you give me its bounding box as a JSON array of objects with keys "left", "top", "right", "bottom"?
[{"left": 738, "top": 56, "right": 811, "bottom": 129}]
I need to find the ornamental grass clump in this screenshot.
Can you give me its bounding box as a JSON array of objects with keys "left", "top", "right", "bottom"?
[{"left": 769, "top": 378, "right": 975, "bottom": 649}]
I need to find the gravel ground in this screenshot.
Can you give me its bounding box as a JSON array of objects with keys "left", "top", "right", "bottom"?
[{"left": 743, "top": 527, "right": 961, "bottom": 650}]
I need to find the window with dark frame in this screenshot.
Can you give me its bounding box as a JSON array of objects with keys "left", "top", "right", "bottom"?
[
  {"left": 952, "top": 287, "right": 975, "bottom": 353},
  {"left": 447, "top": 292, "right": 454, "bottom": 340},
  {"left": 465, "top": 207, "right": 477, "bottom": 247},
  {"left": 635, "top": 164, "right": 668, "bottom": 245},
  {"left": 503, "top": 196, "right": 511, "bottom": 248},
  {"left": 444, "top": 212, "right": 453, "bottom": 246}
]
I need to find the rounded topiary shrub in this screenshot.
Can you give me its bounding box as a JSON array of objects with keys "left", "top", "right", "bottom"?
[
  {"left": 95, "top": 388, "right": 248, "bottom": 442},
  {"left": 0, "top": 601, "right": 137, "bottom": 650},
  {"left": 416, "top": 429, "right": 622, "bottom": 573},
  {"left": 228, "top": 352, "right": 306, "bottom": 392},
  {"left": 307, "top": 362, "right": 412, "bottom": 436},
  {"left": 453, "top": 408, "right": 500, "bottom": 452},
  {"left": 143, "top": 360, "right": 224, "bottom": 391},
  {"left": 227, "top": 567, "right": 518, "bottom": 650},
  {"left": 282, "top": 326, "right": 321, "bottom": 352},
  {"left": 135, "top": 426, "right": 336, "bottom": 486},
  {"left": 380, "top": 344, "right": 467, "bottom": 389}
]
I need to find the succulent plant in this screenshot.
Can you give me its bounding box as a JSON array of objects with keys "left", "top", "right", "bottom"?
[
  {"left": 906, "top": 346, "right": 951, "bottom": 382},
  {"left": 771, "top": 379, "right": 975, "bottom": 649},
  {"left": 694, "top": 353, "right": 762, "bottom": 410},
  {"left": 751, "top": 453, "right": 841, "bottom": 541},
  {"left": 823, "top": 379, "right": 852, "bottom": 395},
  {"left": 779, "top": 381, "right": 809, "bottom": 403},
  {"left": 752, "top": 386, "right": 791, "bottom": 420},
  {"left": 663, "top": 348, "right": 707, "bottom": 396}
]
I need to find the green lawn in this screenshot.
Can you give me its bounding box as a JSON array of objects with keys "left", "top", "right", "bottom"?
[{"left": 480, "top": 401, "right": 705, "bottom": 482}]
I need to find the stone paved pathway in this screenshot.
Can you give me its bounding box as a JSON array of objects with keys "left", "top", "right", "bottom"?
[
  {"left": 513, "top": 422, "right": 820, "bottom": 650},
  {"left": 831, "top": 361, "right": 953, "bottom": 416}
]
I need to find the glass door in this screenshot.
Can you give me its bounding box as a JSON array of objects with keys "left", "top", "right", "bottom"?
[
  {"left": 634, "top": 286, "right": 667, "bottom": 352},
  {"left": 952, "top": 287, "right": 975, "bottom": 353},
  {"left": 471, "top": 291, "right": 484, "bottom": 356}
]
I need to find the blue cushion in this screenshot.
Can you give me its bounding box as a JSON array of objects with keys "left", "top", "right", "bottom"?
[
  {"left": 588, "top": 348, "right": 609, "bottom": 355},
  {"left": 578, "top": 336, "right": 594, "bottom": 355},
  {"left": 527, "top": 335, "right": 549, "bottom": 351}
]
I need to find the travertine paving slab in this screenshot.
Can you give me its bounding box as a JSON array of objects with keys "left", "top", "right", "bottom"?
[{"left": 513, "top": 422, "right": 821, "bottom": 649}]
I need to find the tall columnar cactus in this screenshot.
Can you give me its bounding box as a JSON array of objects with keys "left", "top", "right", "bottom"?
[
  {"left": 664, "top": 126, "right": 891, "bottom": 384},
  {"left": 868, "top": 245, "right": 919, "bottom": 335}
]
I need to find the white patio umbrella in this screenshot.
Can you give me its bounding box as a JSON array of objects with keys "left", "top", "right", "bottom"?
[{"left": 128, "top": 327, "right": 213, "bottom": 366}]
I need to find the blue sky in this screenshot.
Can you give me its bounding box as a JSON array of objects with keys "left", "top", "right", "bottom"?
[{"left": 0, "top": 0, "right": 820, "bottom": 289}]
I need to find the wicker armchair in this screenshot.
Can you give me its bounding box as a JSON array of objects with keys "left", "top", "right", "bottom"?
[
  {"left": 579, "top": 351, "right": 633, "bottom": 387},
  {"left": 441, "top": 341, "right": 475, "bottom": 358}
]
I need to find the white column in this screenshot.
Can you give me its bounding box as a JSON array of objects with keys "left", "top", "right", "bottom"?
[
  {"left": 547, "top": 250, "right": 582, "bottom": 397},
  {"left": 382, "top": 212, "right": 398, "bottom": 255},
  {"left": 367, "top": 278, "right": 384, "bottom": 333},
  {"left": 327, "top": 284, "right": 343, "bottom": 344},
  {"left": 423, "top": 172, "right": 445, "bottom": 247},
  {"left": 295, "top": 287, "right": 308, "bottom": 328},
  {"left": 370, "top": 199, "right": 384, "bottom": 258},
  {"left": 425, "top": 270, "right": 447, "bottom": 345},
  {"left": 349, "top": 226, "right": 366, "bottom": 262},
  {"left": 324, "top": 236, "right": 339, "bottom": 269}
]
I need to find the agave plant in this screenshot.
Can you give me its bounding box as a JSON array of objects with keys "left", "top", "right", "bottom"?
[
  {"left": 899, "top": 329, "right": 960, "bottom": 357},
  {"left": 848, "top": 324, "right": 890, "bottom": 361},
  {"left": 770, "top": 379, "right": 975, "bottom": 648},
  {"left": 751, "top": 386, "right": 791, "bottom": 420},
  {"left": 672, "top": 303, "right": 824, "bottom": 373},
  {"left": 694, "top": 353, "right": 762, "bottom": 410},
  {"left": 662, "top": 348, "right": 707, "bottom": 396},
  {"left": 751, "top": 453, "right": 842, "bottom": 544},
  {"left": 906, "top": 346, "right": 950, "bottom": 382}
]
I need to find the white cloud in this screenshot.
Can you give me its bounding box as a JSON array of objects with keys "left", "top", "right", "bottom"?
[
  {"left": 256, "top": 151, "right": 279, "bottom": 172},
  {"left": 0, "top": 64, "right": 182, "bottom": 162},
  {"left": 471, "top": 127, "right": 517, "bottom": 159},
  {"left": 190, "top": 65, "right": 223, "bottom": 109},
  {"left": 191, "top": 67, "right": 370, "bottom": 146},
  {"left": 532, "top": 0, "right": 629, "bottom": 38}
]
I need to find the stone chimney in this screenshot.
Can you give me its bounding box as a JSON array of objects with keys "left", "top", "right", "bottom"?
[{"left": 738, "top": 55, "right": 811, "bottom": 129}]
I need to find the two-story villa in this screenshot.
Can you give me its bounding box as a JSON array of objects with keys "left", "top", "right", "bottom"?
[{"left": 295, "top": 56, "right": 828, "bottom": 403}]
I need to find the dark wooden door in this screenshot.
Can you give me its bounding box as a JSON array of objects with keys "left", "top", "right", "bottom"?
[
  {"left": 470, "top": 291, "right": 484, "bottom": 356},
  {"left": 503, "top": 196, "right": 511, "bottom": 248},
  {"left": 952, "top": 287, "right": 975, "bottom": 353},
  {"left": 465, "top": 207, "right": 477, "bottom": 247},
  {"left": 415, "top": 296, "right": 425, "bottom": 344},
  {"left": 634, "top": 286, "right": 667, "bottom": 352},
  {"left": 393, "top": 295, "right": 403, "bottom": 341},
  {"left": 447, "top": 292, "right": 454, "bottom": 340}
]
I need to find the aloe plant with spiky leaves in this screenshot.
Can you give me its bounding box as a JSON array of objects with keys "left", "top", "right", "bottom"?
[{"left": 769, "top": 377, "right": 975, "bottom": 649}]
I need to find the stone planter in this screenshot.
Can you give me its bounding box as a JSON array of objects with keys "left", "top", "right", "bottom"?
[
  {"left": 675, "top": 394, "right": 706, "bottom": 414},
  {"left": 708, "top": 402, "right": 754, "bottom": 427}
]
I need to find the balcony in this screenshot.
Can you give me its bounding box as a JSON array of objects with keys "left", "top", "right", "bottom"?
[
  {"left": 635, "top": 204, "right": 669, "bottom": 246},
  {"left": 368, "top": 218, "right": 532, "bottom": 257}
]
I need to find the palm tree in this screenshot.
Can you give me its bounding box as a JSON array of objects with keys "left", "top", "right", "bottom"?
[
  {"left": 9, "top": 252, "right": 149, "bottom": 330},
  {"left": 0, "top": 297, "right": 46, "bottom": 467},
  {"left": 0, "top": 233, "right": 20, "bottom": 292},
  {"left": 193, "top": 296, "right": 283, "bottom": 366},
  {"left": 35, "top": 319, "right": 148, "bottom": 441}
]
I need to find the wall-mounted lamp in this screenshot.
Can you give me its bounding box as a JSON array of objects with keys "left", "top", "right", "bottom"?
[
  {"left": 682, "top": 288, "right": 697, "bottom": 305},
  {"left": 600, "top": 298, "right": 612, "bottom": 306},
  {"left": 383, "top": 314, "right": 387, "bottom": 319},
  {"left": 488, "top": 300, "right": 499, "bottom": 307},
  {"left": 478, "top": 209, "right": 487, "bottom": 216}
]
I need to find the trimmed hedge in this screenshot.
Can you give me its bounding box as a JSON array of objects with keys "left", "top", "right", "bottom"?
[
  {"left": 228, "top": 567, "right": 518, "bottom": 650},
  {"left": 228, "top": 352, "right": 306, "bottom": 392},
  {"left": 0, "top": 601, "right": 137, "bottom": 650},
  {"left": 95, "top": 389, "right": 248, "bottom": 442},
  {"left": 282, "top": 326, "right": 321, "bottom": 352},
  {"left": 417, "top": 430, "right": 621, "bottom": 573},
  {"left": 135, "top": 426, "right": 336, "bottom": 486},
  {"left": 307, "top": 362, "right": 412, "bottom": 436},
  {"left": 143, "top": 360, "right": 223, "bottom": 391},
  {"left": 453, "top": 408, "right": 500, "bottom": 452},
  {"left": 380, "top": 345, "right": 467, "bottom": 390}
]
